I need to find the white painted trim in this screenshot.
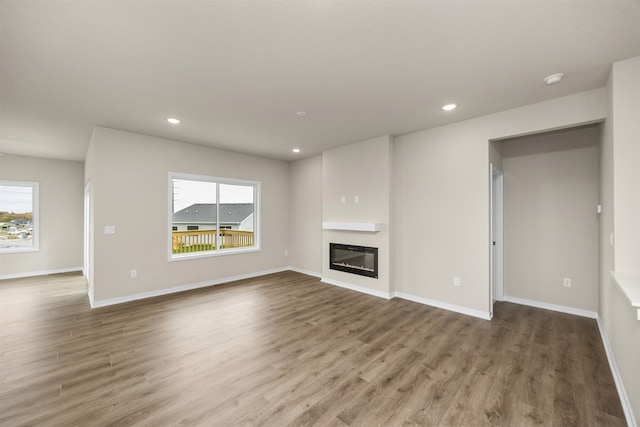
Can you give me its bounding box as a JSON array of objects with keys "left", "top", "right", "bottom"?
[
  {"left": 490, "top": 163, "right": 504, "bottom": 309},
  {"left": 0, "top": 180, "right": 39, "bottom": 254},
  {"left": 393, "top": 291, "right": 492, "bottom": 321},
  {"left": 288, "top": 266, "right": 322, "bottom": 278},
  {"left": 596, "top": 315, "right": 637, "bottom": 427},
  {"left": 89, "top": 267, "right": 289, "bottom": 308},
  {"left": 610, "top": 270, "right": 640, "bottom": 308},
  {"left": 322, "top": 222, "right": 381, "bottom": 232},
  {"left": 320, "top": 277, "right": 391, "bottom": 299},
  {"left": 503, "top": 295, "right": 598, "bottom": 319},
  {"left": 167, "top": 172, "right": 261, "bottom": 262},
  {"left": 0, "top": 267, "right": 83, "bottom": 281}
]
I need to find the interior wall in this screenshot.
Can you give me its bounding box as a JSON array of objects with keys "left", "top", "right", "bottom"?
[
  {"left": 289, "top": 155, "right": 322, "bottom": 275},
  {"left": 600, "top": 56, "right": 640, "bottom": 425},
  {"left": 502, "top": 125, "right": 600, "bottom": 312},
  {"left": 489, "top": 140, "right": 503, "bottom": 169},
  {"left": 86, "top": 126, "right": 290, "bottom": 303},
  {"left": 322, "top": 135, "right": 393, "bottom": 295},
  {"left": 611, "top": 57, "right": 640, "bottom": 276},
  {"left": 0, "top": 154, "right": 84, "bottom": 278},
  {"left": 394, "top": 88, "right": 606, "bottom": 317}
]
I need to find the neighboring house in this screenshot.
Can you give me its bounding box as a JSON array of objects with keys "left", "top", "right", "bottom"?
[{"left": 172, "top": 203, "right": 254, "bottom": 232}]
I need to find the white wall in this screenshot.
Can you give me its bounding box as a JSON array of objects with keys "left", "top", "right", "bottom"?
[
  {"left": 489, "top": 140, "right": 503, "bottom": 169},
  {"left": 611, "top": 58, "right": 640, "bottom": 276},
  {"left": 599, "top": 56, "right": 640, "bottom": 426},
  {"left": 394, "top": 88, "right": 606, "bottom": 317},
  {"left": 289, "top": 155, "right": 322, "bottom": 275},
  {"left": 322, "top": 135, "right": 393, "bottom": 295},
  {"left": 85, "top": 127, "right": 290, "bottom": 304},
  {"left": 0, "top": 154, "right": 84, "bottom": 278},
  {"left": 502, "top": 126, "right": 600, "bottom": 313}
]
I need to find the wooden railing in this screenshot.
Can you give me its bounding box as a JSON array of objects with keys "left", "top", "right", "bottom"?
[{"left": 172, "top": 229, "right": 254, "bottom": 254}]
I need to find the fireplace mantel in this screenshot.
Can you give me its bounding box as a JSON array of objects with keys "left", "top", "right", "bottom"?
[{"left": 322, "top": 222, "right": 381, "bottom": 232}]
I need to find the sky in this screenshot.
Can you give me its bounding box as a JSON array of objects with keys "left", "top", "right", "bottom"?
[
  {"left": 172, "top": 179, "right": 254, "bottom": 212},
  {"left": 0, "top": 185, "right": 33, "bottom": 213}
]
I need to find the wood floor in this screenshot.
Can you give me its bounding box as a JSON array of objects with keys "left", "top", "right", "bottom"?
[{"left": 0, "top": 271, "right": 626, "bottom": 426}]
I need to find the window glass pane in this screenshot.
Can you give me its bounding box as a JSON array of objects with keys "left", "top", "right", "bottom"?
[
  {"left": 171, "top": 179, "right": 216, "bottom": 254},
  {"left": 219, "top": 183, "right": 255, "bottom": 249},
  {"left": 0, "top": 183, "right": 36, "bottom": 252},
  {"left": 169, "top": 174, "right": 259, "bottom": 259}
]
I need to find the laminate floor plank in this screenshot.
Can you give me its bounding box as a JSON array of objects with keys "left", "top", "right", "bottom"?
[{"left": 0, "top": 271, "right": 626, "bottom": 426}]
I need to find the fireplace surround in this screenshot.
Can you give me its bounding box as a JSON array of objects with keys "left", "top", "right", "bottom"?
[{"left": 329, "top": 243, "right": 378, "bottom": 279}]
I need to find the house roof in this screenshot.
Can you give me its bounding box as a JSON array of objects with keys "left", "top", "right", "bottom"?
[{"left": 172, "top": 203, "right": 253, "bottom": 224}]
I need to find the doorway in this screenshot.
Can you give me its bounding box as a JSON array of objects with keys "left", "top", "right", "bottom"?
[
  {"left": 84, "top": 180, "right": 92, "bottom": 299},
  {"left": 490, "top": 164, "right": 504, "bottom": 312}
]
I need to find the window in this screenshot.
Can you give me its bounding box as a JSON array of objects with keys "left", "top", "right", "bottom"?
[
  {"left": 0, "top": 180, "right": 39, "bottom": 253},
  {"left": 169, "top": 173, "right": 259, "bottom": 260}
]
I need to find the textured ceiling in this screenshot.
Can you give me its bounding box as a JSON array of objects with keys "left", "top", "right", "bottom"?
[{"left": 1, "top": 0, "right": 639, "bottom": 162}]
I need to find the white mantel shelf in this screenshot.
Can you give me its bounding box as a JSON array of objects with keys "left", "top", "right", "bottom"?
[
  {"left": 610, "top": 271, "right": 640, "bottom": 320},
  {"left": 322, "top": 222, "right": 381, "bottom": 232}
]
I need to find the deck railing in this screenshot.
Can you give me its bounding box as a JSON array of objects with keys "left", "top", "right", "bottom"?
[{"left": 172, "top": 229, "right": 254, "bottom": 254}]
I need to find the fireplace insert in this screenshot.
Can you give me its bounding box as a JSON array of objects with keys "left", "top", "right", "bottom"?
[{"left": 329, "top": 243, "right": 378, "bottom": 279}]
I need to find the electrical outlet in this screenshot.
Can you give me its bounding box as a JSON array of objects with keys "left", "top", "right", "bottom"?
[
  {"left": 453, "top": 276, "right": 461, "bottom": 287},
  {"left": 563, "top": 278, "right": 571, "bottom": 287},
  {"left": 284, "top": 249, "right": 288, "bottom": 257},
  {"left": 131, "top": 269, "right": 137, "bottom": 279}
]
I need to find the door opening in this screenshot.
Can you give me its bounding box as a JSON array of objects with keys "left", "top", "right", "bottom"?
[
  {"left": 84, "top": 181, "right": 92, "bottom": 299},
  {"left": 491, "top": 164, "right": 504, "bottom": 312}
]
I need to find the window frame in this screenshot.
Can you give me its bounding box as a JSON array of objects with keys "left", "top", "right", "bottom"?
[
  {"left": 0, "top": 180, "right": 39, "bottom": 254},
  {"left": 168, "top": 172, "right": 261, "bottom": 261}
]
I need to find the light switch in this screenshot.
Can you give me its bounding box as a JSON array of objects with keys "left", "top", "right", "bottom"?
[{"left": 104, "top": 225, "right": 116, "bottom": 235}]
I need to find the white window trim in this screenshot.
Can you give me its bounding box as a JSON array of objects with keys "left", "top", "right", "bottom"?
[
  {"left": 0, "top": 180, "right": 39, "bottom": 254},
  {"left": 167, "top": 172, "right": 261, "bottom": 261}
]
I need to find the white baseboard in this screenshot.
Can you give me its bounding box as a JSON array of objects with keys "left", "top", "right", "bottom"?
[
  {"left": 318, "top": 276, "right": 491, "bottom": 320},
  {"left": 90, "top": 267, "right": 289, "bottom": 308},
  {"left": 0, "top": 266, "right": 83, "bottom": 281},
  {"left": 596, "top": 316, "right": 637, "bottom": 427},
  {"left": 320, "top": 277, "right": 391, "bottom": 300},
  {"left": 392, "top": 291, "right": 492, "bottom": 320},
  {"left": 288, "top": 266, "right": 322, "bottom": 278},
  {"left": 503, "top": 295, "right": 598, "bottom": 319}
]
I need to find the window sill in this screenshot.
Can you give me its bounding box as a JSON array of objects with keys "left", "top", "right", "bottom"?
[
  {"left": 0, "top": 246, "right": 39, "bottom": 254},
  {"left": 610, "top": 271, "right": 640, "bottom": 320},
  {"left": 169, "top": 246, "right": 261, "bottom": 262}
]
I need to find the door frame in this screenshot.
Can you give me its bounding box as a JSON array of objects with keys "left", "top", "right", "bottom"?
[
  {"left": 84, "top": 180, "right": 92, "bottom": 299},
  {"left": 490, "top": 164, "right": 504, "bottom": 310}
]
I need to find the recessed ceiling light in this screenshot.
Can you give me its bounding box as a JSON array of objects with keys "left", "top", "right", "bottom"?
[
  {"left": 296, "top": 111, "right": 307, "bottom": 117},
  {"left": 441, "top": 103, "right": 458, "bottom": 111},
  {"left": 292, "top": 148, "right": 301, "bottom": 153},
  {"left": 544, "top": 73, "right": 564, "bottom": 85},
  {"left": 167, "top": 118, "right": 181, "bottom": 125}
]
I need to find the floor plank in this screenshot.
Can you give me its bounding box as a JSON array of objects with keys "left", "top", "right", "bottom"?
[{"left": 0, "top": 271, "right": 626, "bottom": 426}]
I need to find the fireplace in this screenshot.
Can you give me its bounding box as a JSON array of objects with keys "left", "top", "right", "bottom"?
[{"left": 329, "top": 243, "right": 378, "bottom": 279}]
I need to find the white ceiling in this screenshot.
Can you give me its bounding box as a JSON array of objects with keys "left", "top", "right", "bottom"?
[{"left": 1, "top": 1, "right": 639, "bottom": 162}]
